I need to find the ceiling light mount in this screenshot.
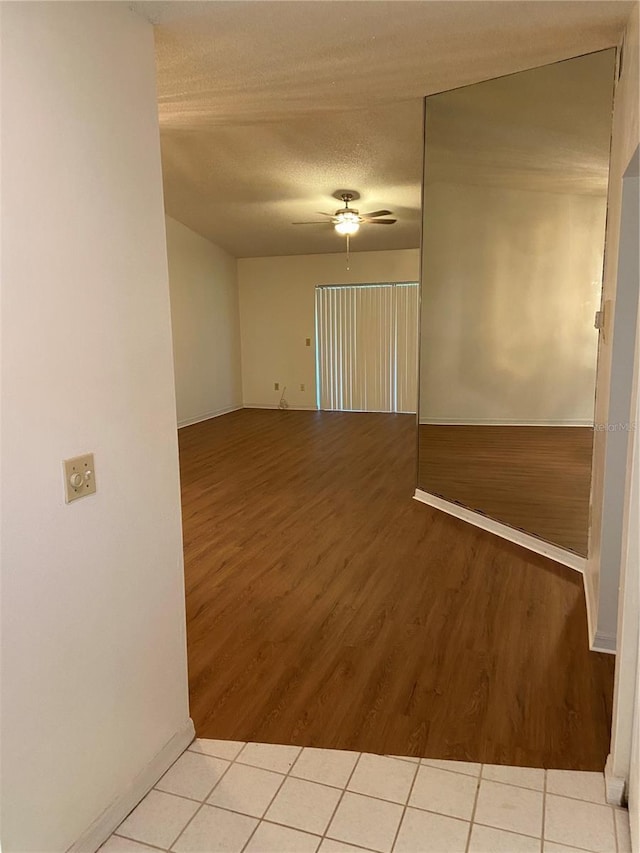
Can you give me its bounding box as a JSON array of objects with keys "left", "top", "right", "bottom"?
[
  {"left": 333, "top": 193, "right": 360, "bottom": 235},
  {"left": 332, "top": 190, "right": 360, "bottom": 203},
  {"left": 291, "top": 190, "right": 397, "bottom": 236}
]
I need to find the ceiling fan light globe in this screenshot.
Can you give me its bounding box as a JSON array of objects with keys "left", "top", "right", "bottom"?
[{"left": 335, "top": 220, "right": 360, "bottom": 236}]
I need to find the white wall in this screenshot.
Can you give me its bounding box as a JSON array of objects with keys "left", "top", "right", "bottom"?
[
  {"left": 420, "top": 181, "right": 606, "bottom": 425},
  {"left": 238, "top": 249, "right": 420, "bottom": 409},
  {"left": 166, "top": 216, "right": 242, "bottom": 427},
  {"left": 0, "top": 5, "right": 190, "bottom": 851},
  {"left": 590, "top": 7, "right": 640, "bottom": 654},
  {"left": 604, "top": 2, "right": 640, "bottom": 798}
]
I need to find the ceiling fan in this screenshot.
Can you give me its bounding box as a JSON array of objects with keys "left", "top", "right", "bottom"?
[{"left": 292, "top": 191, "right": 397, "bottom": 236}]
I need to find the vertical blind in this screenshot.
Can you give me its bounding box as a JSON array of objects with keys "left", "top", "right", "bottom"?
[{"left": 315, "top": 282, "right": 419, "bottom": 413}]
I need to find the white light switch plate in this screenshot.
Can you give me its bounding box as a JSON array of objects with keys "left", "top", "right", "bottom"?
[{"left": 63, "top": 453, "right": 96, "bottom": 503}]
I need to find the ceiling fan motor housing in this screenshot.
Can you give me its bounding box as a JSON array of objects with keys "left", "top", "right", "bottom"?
[{"left": 335, "top": 208, "right": 360, "bottom": 221}]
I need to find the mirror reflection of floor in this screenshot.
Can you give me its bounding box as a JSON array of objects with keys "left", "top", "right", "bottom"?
[
  {"left": 179, "top": 409, "right": 611, "bottom": 770},
  {"left": 418, "top": 425, "right": 593, "bottom": 556}
]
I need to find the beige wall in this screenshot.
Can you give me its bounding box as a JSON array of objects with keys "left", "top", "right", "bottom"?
[
  {"left": 420, "top": 182, "right": 606, "bottom": 425},
  {"left": 589, "top": 6, "right": 640, "bottom": 649},
  {"left": 166, "top": 216, "right": 243, "bottom": 426},
  {"left": 1, "top": 5, "right": 190, "bottom": 851},
  {"left": 237, "top": 249, "right": 420, "bottom": 409}
]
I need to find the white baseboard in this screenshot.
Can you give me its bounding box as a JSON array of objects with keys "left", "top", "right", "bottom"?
[
  {"left": 604, "top": 753, "right": 627, "bottom": 805},
  {"left": 592, "top": 630, "right": 618, "bottom": 654},
  {"left": 418, "top": 418, "right": 593, "bottom": 427},
  {"left": 178, "top": 406, "right": 242, "bottom": 428},
  {"left": 67, "top": 718, "right": 195, "bottom": 853},
  {"left": 413, "top": 489, "right": 586, "bottom": 573},
  {"left": 243, "top": 404, "right": 318, "bottom": 411}
]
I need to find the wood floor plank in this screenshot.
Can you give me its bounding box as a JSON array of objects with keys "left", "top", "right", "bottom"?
[{"left": 179, "top": 409, "right": 613, "bottom": 769}]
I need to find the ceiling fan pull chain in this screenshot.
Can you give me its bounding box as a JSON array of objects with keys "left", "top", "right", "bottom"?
[{"left": 346, "top": 233, "right": 350, "bottom": 270}]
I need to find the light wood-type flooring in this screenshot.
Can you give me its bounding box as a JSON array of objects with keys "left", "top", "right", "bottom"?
[
  {"left": 418, "top": 425, "right": 593, "bottom": 556},
  {"left": 179, "top": 409, "right": 613, "bottom": 770}
]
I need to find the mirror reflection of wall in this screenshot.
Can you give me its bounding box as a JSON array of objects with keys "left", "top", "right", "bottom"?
[{"left": 418, "top": 49, "right": 616, "bottom": 557}]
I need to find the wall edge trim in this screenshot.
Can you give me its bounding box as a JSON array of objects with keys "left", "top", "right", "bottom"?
[
  {"left": 604, "top": 753, "right": 627, "bottom": 805},
  {"left": 593, "top": 630, "right": 618, "bottom": 654},
  {"left": 178, "top": 406, "right": 243, "bottom": 428},
  {"left": 418, "top": 418, "right": 594, "bottom": 427},
  {"left": 66, "top": 718, "right": 195, "bottom": 853},
  {"left": 413, "top": 489, "right": 586, "bottom": 572}
]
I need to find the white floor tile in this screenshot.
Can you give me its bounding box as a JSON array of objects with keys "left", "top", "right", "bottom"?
[
  {"left": 100, "top": 837, "right": 158, "bottom": 852},
  {"left": 546, "top": 770, "right": 606, "bottom": 805},
  {"left": 474, "top": 780, "right": 543, "bottom": 838},
  {"left": 291, "top": 747, "right": 360, "bottom": 788},
  {"left": 409, "top": 765, "right": 478, "bottom": 821},
  {"left": 615, "top": 808, "right": 632, "bottom": 853},
  {"left": 388, "top": 755, "right": 420, "bottom": 764},
  {"left": 189, "top": 738, "right": 245, "bottom": 761},
  {"left": 265, "top": 776, "right": 342, "bottom": 834},
  {"left": 469, "top": 824, "right": 541, "bottom": 852},
  {"left": 544, "top": 793, "right": 616, "bottom": 852},
  {"left": 544, "top": 843, "right": 591, "bottom": 852},
  {"left": 394, "top": 807, "right": 469, "bottom": 853},
  {"left": 347, "top": 753, "right": 417, "bottom": 804},
  {"left": 116, "top": 790, "right": 199, "bottom": 849},
  {"left": 244, "top": 822, "right": 321, "bottom": 852},
  {"left": 171, "top": 804, "right": 257, "bottom": 853},
  {"left": 207, "top": 762, "right": 284, "bottom": 818},
  {"left": 237, "top": 742, "right": 301, "bottom": 773},
  {"left": 481, "top": 764, "right": 545, "bottom": 791},
  {"left": 326, "top": 791, "right": 404, "bottom": 853},
  {"left": 420, "top": 758, "right": 481, "bottom": 777},
  {"left": 156, "top": 751, "right": 230, "bottom": 801},
  {"left": 318, "top": 839, "right": 377, "bottom": 852}
]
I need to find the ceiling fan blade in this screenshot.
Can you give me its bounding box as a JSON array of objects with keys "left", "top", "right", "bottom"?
[
  {"left": 292, "top": 221, "right": 330, "bottom": 225},
  {"left": 367, "top": 218, "right": 397, "bottom": 225},
  {"left": 361, "top": 210, "right": 392, "bottom": 218}
]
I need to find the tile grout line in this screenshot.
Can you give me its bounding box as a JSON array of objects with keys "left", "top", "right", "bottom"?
[
  {"left": 470, "top": 821, "right": 550, "bottom": 843},
  {"left": 110, "top": 833, "right": 169, "bottom": 851},
  {"left": 165, "top": 751, "right": 239, "bottom": 852},
  {"left": 613, "top": 801, "right": 620, "bottom": 853},
  {"left": 113, "top": 743, "right": 233, "bottom": 852},
  {"left": 110, "top": 742, "right": 612, "bottom": 853},
  {"left": 236, "top": 743, "right": 304, "bottom": 853},
  {"left": 316, "top": 750, "right": 367, "bottom": 851},
  {"left": 150, "top": 763, "right": 496, "bottom": 824},
  {"left": 464, "top": 763, "right": 484, "bottom": 853},
  {"left": 540, "top": 768, "right": 547, "bottom": 853},
  {"left": 111, "top": 739, "right": 217, "bottom": 851},
  {"left": 165, "top": 741, "right": 259, "bottom": 851},
  {"left": 192, "top": 742, "right": 606, "bottom": 801},
  {"left": 154, "top": 767, "right": 589, "bottom": 812},
  {"left": 389, "top": 755, "right": 421, "bottom": 853}
]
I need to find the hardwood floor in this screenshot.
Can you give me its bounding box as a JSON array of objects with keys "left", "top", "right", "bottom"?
[
  {"left": 179, "top": 409, "right": 614, "bottom": 770},
  {"left": 418, "top": 425, "right": 593, "bottom": 556}
]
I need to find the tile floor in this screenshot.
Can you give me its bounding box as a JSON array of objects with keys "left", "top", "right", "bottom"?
[{"left": 101, "top": 740, "right": 632, "bottom": 853}]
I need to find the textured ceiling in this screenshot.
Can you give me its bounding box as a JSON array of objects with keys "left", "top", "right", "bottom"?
[{"left": 140, "top": 1, "right": 632, "bottom": 258}]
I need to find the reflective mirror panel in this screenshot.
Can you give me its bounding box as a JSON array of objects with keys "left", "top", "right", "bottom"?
[{"left": 418, "top": 50, "right": 616, "bottom": 556}]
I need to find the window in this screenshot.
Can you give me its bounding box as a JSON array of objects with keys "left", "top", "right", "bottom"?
[{"left": 315, "top": 282, "right": 419, "bottom": 413}]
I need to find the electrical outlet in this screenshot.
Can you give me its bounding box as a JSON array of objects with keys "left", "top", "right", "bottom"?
[
  {"left": 63, "top": 453, "right": 96, "bottom": 503},
  {"left": 274, "top": 382, "right": 279, "bottom": 391},
  {"left": 300, "top": 383, "right": 305, "bottom": 391},
  {"left": 305, "top": 338, "right": 311, "bottom": 347}
]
